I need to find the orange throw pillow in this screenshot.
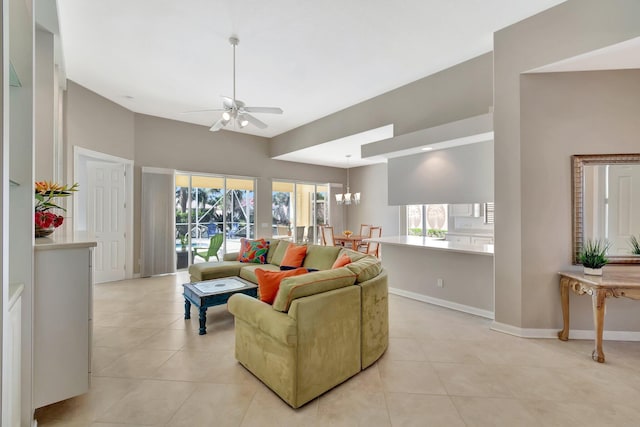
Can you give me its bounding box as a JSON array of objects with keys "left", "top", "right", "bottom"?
[
  {"left": 280, "top": 243, "right": 307, "bottom": 268},
  {"left": 255, "top": 267, "right": 308, "bottom": 304},
  {"left": 332, "top": 253, "right": 352, "bottom": 269}
]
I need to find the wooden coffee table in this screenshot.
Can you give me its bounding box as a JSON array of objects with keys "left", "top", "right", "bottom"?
[{"left": 183, "top": 276, "right": 258, "bottom": 335}]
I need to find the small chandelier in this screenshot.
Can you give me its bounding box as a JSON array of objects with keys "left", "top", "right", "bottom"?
[{"left": 335, "top": 155, "right": 360, "bottom": 205}]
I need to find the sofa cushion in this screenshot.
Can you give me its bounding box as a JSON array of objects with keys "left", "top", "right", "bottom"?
[
  {"left": 238, "top": 238, "right": 270, "bottom": 263},
  {"left": 281, "top": 243, "right": 307, "bottom": 268},
  {"left": 346, "top": 256, "right": 382, "bottom": 283},
  {"left": 272, "top": 267, "right": 357, "bottom": 312},
  {"left": 239, "top": 263, "right": 281, "bottom": 284},
  {"left": 339, "top": 248, "right": 368, "bottom": 262},
  {"left": 266, "top": 239, "right": 283, "bottom": 264},
  {"left": 255, "top": 267, "right": 309, "bottom": 304},
  {"left": 331, "top": 253, "right": 352, "bottom": 269},
  {"left": 188, "top": 261, "right": 243, "bottom": 282},
  {"left": 302, "top": 245, "right": 342, "bottom": 271},
  {"left": 270, "top": 240, "right": 290, "bottom": 266}
]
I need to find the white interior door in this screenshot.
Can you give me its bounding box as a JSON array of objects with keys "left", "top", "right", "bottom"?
[
  {"left": 607, "top": 165, "right": 640, "bottom": 255},
  {"left": 88, "top": 161, "right": 126, "bottom": 283}
]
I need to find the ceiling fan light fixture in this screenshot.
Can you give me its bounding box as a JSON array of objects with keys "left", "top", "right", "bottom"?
[{"left": 191, "top": 35, "right": 282, "bottom": 132}]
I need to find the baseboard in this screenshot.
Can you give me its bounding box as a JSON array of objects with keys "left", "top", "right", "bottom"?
[
  {"left": 491, "top": 321, "right": 640, "bottom": 341},
  {"left": 388, "top": 287, "right": 494, "bottom": 319}
]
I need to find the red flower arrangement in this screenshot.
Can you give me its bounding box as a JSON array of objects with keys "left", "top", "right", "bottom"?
[
  {"left": 34, "top": 211, "right": 65, "bottom": 229},
  {"left": 34, "top": 181, "right": 78, "bottom": 236}
]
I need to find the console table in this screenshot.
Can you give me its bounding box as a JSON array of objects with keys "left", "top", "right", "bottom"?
[{"left": 558, "top": 271, "right": 640, "bottom": 363}]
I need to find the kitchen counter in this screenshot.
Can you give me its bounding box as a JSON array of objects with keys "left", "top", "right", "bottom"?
[
  {"left": 34, "top": 234, "right": 97, "bottom": 251},
  {"left": 366, "top": 235, "right": 493, "bottom": 256},
  {"left": 367, "top": 235, "right": 494, "bottom": 318}
]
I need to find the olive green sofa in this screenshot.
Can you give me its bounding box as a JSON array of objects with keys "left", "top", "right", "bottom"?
[{"left": 188, "top": 239, "right": 388, "bottom": 408}]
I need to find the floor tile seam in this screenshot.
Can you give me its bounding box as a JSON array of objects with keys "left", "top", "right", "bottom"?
[
  {"left": 162, "top": 382, "right": 203, "bottom": 426},
  {"left": 125, "top": 327, "right": 170, "bottom": 351},
  {"left": 380, "top": 384, "right": 448, "bottom": 396},
  {"left": 236, "top": 388, "right": 262, "bottom": 427},
  {"left": 430, "top": 363, "right": 517, "bottom": 399},
  {"left": 86, "top": 379, "right": 144, "bottom": 425},
  {"left": 448, "top": 395, "right": 544, "bottom": 425}
]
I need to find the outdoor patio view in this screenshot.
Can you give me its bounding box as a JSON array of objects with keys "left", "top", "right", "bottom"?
[
  {"left": 272, "top": 181, "right": 329, "bottom": 245},
  {"left": 175, "top": 174, "right": 255, "bottom": 269}
]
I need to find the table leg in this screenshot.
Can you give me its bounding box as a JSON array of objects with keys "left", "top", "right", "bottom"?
[
  {"left": 558, "top": 277, "right": 570, "bottom": 341},
  {"left": 591, "top": 289, "right": 606, "bottom": 363},
  {"left": 198, "top": 306, "right": 207, "bottom": 335},
  {"left": 184, "top": 299, "right": 191, "bottom": 319}
]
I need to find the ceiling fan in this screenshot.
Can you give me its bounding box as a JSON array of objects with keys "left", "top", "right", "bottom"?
[{"left": 186, "top": 36, "right": 283, "bottom": 132}]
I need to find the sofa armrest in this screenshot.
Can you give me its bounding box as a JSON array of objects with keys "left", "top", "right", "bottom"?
[
  {"left": 224, "top": 252, "right": 239, "bottom": 261},
  {"left": 227, "top": 294, "right": 297, "bottom": 345}
]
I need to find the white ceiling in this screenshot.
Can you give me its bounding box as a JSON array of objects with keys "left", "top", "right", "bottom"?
[{"left": 56, "top": 0, "right": 567, "bottom": 164}]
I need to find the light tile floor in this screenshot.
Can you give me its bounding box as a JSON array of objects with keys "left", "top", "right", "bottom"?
[{"left": 36, "top": 272, "right": 640, "bottom": 426}]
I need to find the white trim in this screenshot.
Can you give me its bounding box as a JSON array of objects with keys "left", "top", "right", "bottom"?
[
  {"left": 490, "top": 321, "right": 640, "bottom": 341},
  {"left": 73, "top": 146, "right": 134, "bottom": 280},
  {"left": 388, "top": 287, "right": 494, "bottom": 319},
  {"left": 142, "top": 166, "right": 174, "bottom": 175}
]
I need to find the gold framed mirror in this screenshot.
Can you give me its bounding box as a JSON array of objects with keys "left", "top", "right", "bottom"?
[{"left": 572, "top": 153, "right": 640, "bottom": 264}]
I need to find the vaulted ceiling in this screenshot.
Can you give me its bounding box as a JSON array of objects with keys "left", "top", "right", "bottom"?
[{"left": 57, "top": 0, "right": 566, "bottom": 140}]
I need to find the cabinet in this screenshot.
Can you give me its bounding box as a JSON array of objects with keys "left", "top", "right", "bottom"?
[
  {"left": 446, "top": 234, "right": 472, "bottom": 244},
  {"left": 450, "top": 204, "right": 482, "bottom": 217},
  {"left": 2, "top": 284, "right": 24, "bottom": 427},
  {"left": 34, "top": 240, "right": 96, "bottom": 408},
  {"left": 471, "top": 236, "right": 494, "bottom": 245}
]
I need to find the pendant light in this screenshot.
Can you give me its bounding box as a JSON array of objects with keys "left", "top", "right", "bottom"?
[{"left": 335, "top": 155, "right": 360, "bottom": 205}]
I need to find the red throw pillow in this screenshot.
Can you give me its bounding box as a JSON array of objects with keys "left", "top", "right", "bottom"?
[
  {"left": 255, "top": 267, "right": 308, "bottom": 304},
  {"left": 331, "top": 253, "right": 352, "bottom": 269},
  {"left": 280, "top": 243, "right": 307, "bottom": 268}
]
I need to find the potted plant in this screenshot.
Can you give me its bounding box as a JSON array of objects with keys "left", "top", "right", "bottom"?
[
  {"left": 34, "top": 181, "right": 79, "bottom": 237},
  {"left": 630, "top": 235, "right": 640, "bottom": 256},
  {"left": 578, "top": 239, "right": 610, "bottom": 276},
  {"left": 177, "top": 232, "right": 189, "bottom": 269}
]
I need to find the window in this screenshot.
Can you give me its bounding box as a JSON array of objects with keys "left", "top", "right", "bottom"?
[
  {"left": 175, "top": 173, "right": 255, "bottom": 268},
  {"left": 407, "top": 204, "right": 448, "bottom": 238},
  {"left": 272, "top": 181, "right": 329, "bottom": 244}
]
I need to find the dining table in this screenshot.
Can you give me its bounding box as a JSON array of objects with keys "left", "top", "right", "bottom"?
[{"left": 333, "top": 234, "right": 367, "bottom": 249}]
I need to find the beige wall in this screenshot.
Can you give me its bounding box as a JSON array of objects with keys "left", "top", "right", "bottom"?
[
  {"left": 270, "top": 52, "right": 493, "bottom": 157},
  {"left": 64, "top": 81, "right": 135, "bottom": 172},
  {"left": 520, "top": 70, "right": 640, "bottom": 331},
  {"left": 493, "top": 0, "right": 640, "bottom": 329},
  {"left": 345, "top": 163, "right": 400, "bottom": 238},
  {"left": 133, "top": 113, "right": 346, "bottom": 271},
  {"left": 384, "top": 245, "right": 494, "bottom": 314}
]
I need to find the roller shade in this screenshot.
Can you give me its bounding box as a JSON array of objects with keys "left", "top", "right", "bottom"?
[{"left": 388, "top": 141, "right": 494, "bottom": 205}]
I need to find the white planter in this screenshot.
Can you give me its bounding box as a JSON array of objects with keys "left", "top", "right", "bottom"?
[{"left": 584, "top": 267, "right": 603, "bottom": 276}]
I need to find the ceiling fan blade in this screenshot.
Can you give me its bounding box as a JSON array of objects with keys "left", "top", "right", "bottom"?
[
  {"left": 244, "top": 106, "right": 283, "bottom": 114},
  {"left": 209, "top": 118, "right": 227, "bottom": 132},
  {"left": 245, "top": 113, "right": 268, "bottom": 129},
  {"left": 222, "top": 96, "right": 235, "bottom": 108},
  {"left": 181, "top": 108, "right": 225, "bottom": 114}
]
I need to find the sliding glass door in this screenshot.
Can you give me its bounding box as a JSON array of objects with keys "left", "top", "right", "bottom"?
[
  {"left": 272, "top": 181, "right": 329, "bottom": 244},
  {"left": 175, "top": 173, "right": 255, "bottom": 269}
]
